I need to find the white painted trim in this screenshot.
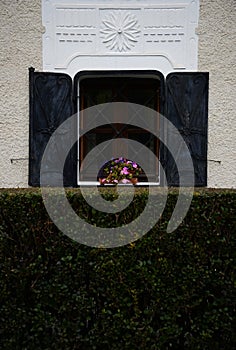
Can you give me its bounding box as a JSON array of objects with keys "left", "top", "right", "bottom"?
[
  {"left": 76, "top": 71, "right": 162, "bottom": 185},
  {"left": 77, "top": 182, "right": 160, "bottom": 186},
  {"left": 42, "top": 0, "right": 199, "bottom": 77}
]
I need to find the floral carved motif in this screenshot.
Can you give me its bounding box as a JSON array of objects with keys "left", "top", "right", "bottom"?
[{"left": 100, "top": 11, "right": 140, "bottom": 52}]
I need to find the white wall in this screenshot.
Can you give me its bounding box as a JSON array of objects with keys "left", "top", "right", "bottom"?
[{"left": 0, "top": 0, "right": 235, "bottom": 188}]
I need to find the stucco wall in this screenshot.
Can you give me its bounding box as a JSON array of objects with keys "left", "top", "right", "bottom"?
[
  {"left": 0, "top": 0, "right": 42, "bottom": 187},
  {"left": 0, "top": 0, "right": 235, "bottom": 188},
  {"left": 198, "top": 0, "right": 236, "bottom": 188}
]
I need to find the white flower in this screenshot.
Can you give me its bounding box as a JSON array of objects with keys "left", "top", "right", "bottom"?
[{"left": 100, "top": 11, "right": 140, "bottom": 52}]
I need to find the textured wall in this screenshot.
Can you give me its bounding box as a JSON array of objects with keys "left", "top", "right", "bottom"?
[
  {"left": 198, "top": 0, "right": 236, "bottom": 188},
  {"left": 0, "top": 0, "right": 235, "bottom": 188},
  {"left": 0, "top": 0, "right": 42, "bottom": 187}
]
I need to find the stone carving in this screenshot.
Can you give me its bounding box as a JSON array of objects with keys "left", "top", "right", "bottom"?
[{"left": 100, "top": 11, "right": 140, "bottom": 52}]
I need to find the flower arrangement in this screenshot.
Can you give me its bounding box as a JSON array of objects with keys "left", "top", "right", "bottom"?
[{"left": 99, "top": 157, "right": 142, "bottom": 185}]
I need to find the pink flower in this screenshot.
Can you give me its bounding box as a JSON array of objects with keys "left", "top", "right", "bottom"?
[{"left": 121, "top": 167, "right": 129, "bottom": 175}]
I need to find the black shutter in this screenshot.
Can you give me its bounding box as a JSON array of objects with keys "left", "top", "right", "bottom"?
[
  {"left": 164, "top": 72, "right": 209, "bottom": 187},
  {"left": 29, "top": 68, "right": 77, "bottom": 187}
]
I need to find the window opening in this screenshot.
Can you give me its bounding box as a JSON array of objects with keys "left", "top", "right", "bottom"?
[{"left": 79, "top": 76, "right": 161, "bottom": 183}]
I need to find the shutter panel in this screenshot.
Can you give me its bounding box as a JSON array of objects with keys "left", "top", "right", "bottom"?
[
  {"left": 29, "top": 68, "right": 77, "bottom": 187},
  {"left": 164, "top": 72, "right": 209, "bottom": 187}
]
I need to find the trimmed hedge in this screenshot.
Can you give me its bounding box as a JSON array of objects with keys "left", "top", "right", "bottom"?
[{"left": 0, "top": 188, "right": 235, "bottom": 350}]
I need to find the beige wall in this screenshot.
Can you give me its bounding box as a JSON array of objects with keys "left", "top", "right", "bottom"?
[
  {"left": 0, "top": 0, "right": 42, "bottom": 187},
  {"left": 0, "top": 0, "right": 235, "bottom": 188},
  {"left": 198, "top": 0, "right": 236, "bottom": 188}
]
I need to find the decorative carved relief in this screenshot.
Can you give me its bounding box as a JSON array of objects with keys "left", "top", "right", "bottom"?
[
  {"left": 100, "top": 11, "right": 140, "bottom": 52},
  {"left": 42, "top": 0, "right": 199, "bottom": 74},
  {"left": 56, "top": 32, "right": 96, "bottom": 44}
]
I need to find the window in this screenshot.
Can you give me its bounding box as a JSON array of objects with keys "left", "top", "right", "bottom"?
[
  {"left": 78, "top": 73, "right": 161, "bottom": 182},
  {"left": 29, "top": 69, "right": 208, "bottom": 187}
]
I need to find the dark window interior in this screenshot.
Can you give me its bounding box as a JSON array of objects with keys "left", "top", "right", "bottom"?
[{"left": 79, "top": 77, "right": 161, "bottom": 182}]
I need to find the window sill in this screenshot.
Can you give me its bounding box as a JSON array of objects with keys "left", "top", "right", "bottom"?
[{"left": 77, "top": 181, "right": 160, "bottom": 186}]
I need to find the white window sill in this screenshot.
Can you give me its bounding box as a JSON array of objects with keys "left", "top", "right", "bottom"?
[{"left": 77, "top": 181, "right": 160, "bottom": 186}]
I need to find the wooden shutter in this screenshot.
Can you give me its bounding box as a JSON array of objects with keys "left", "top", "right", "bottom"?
[
  {"left": 164, "top": 72, "right": 209, "bottom": 187},
  {"left": 29, "top": 68, "right": 77, "bottom": 187}
]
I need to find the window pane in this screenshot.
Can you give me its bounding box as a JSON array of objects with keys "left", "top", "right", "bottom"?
[{"left": 79, "top": 76, "right": 160, "bottom": 182}]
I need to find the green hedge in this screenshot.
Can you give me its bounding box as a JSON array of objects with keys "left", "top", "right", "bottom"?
[{"left": 0, "top": 188, "right": 235, "bottom": 350}]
